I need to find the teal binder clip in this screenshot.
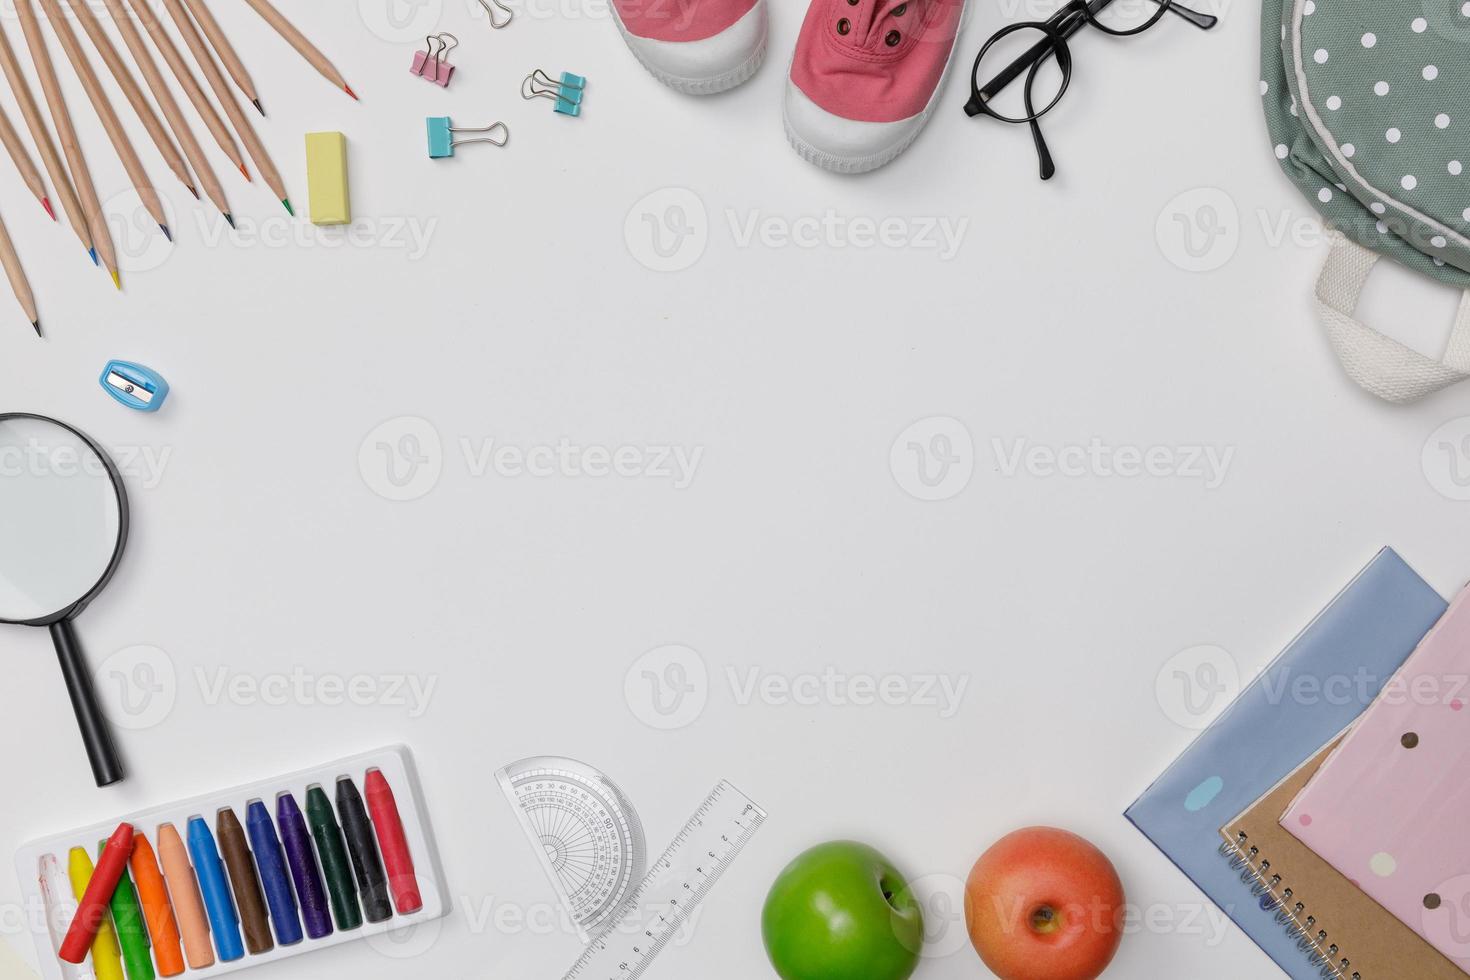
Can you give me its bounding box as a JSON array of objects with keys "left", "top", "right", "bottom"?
[
  {"left": 426, "top": 116, "right": 509, "bottom": 159},
  {"left": 522, "top": 70, "right": 585, "bottom": 117},
  {"left": 100, "top": 360, "right": 169, "bottom": 412}
]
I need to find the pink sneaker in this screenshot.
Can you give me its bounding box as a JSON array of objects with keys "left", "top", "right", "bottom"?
[
  {"left": 611, "top": 0, "right": 768, "bottom": 95},
  {"left": 785, "top": 0, "right": 966, "bottom": 172}
]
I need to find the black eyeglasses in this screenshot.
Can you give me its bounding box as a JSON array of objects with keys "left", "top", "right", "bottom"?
[{"left": 964, "top": 0, "right": 1217, "bottom": 180}]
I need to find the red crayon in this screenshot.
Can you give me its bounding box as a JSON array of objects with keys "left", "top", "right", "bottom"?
[
  {"left": 59, "top": 823, "right": 134, "bottom": 963},
  {"left": 364, "top": 768, "right": 421, "bottom": 913}
]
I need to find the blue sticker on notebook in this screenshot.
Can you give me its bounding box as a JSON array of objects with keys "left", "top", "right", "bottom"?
[{"left": 1184, "top": 776, "right": 1224, "bottom": 812}]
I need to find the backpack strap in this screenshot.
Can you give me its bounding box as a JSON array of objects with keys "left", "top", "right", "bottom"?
[{"left": 1316, "top": 231, "right": 1470, "bottom": 403}]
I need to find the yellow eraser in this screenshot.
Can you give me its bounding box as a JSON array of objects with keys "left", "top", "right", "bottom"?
[{"left": 305, "top": 131, "right": 350, "bottom": 226}]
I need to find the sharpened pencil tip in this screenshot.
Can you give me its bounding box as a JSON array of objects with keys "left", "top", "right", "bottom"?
[
  {"left": 224, "top": 211, "right": 236, "bottom": 229},
  {"left": 31, "top": 319, "right": 40, "bottom": 337},
  {"left": 186, "top": 183, "right": 200, "bottom": 200},
  {"left": 160, "top": 223, "right": 171, "bottom": 241},
  {"left": 252, "top": 98, "right": 264, "bottom": 115},
  {"left": 239, "top": 163, "right": 251, "bottom": 181},
  {"left": 344, "top": 84, "right": 358, "bottom": 101},
  {"left": 111, "top": 269, "right": 121, "bottom": 290},
  {"left": 88, "top": 248, "right": 98, "bottom": 266},
  {"left": 41, "top": 197, "right": 55, "bottom": 221},
  {"left": 281, "top": 198, "right": 294, "bottom": 216}
]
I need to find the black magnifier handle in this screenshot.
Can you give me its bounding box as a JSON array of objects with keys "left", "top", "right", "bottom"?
[{"left": 50, "top": 619, "right": 124, "bottom": 787}]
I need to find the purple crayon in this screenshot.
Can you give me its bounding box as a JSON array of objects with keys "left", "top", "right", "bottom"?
[{"left": 276, "top": 791, "right": 333, "bottom": 939}]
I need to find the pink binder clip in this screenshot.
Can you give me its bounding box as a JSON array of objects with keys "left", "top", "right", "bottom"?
[{"left": 411, "top": 33, "right": 457, "bottom": 87}]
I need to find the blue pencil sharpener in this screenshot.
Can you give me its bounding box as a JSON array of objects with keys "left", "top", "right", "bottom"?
[{"left": 100, "top": 360, "right": 169, "bottom": 412}]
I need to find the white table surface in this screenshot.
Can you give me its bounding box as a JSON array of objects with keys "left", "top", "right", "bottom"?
[{"left": 2, "top": 0, "right": 1470, "bottom": 976}]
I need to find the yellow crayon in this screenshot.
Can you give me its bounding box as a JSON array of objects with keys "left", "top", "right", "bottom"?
[{"left": 67, "top": 848, "right": 125, "bottom": 980}]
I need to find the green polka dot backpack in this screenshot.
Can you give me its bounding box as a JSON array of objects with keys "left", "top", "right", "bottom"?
[{"left": 1263, "top": 0, "right": 1470, "bottom": 402}]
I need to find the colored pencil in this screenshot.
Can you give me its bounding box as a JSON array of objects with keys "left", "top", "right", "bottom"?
[
  {"left": 0, "top": 102, "right": 51, "bottom": 218},
  {"left": 13, "top": 0, "right": 120, "bottom": 286},
  {"left": 179, "top": 0, "right": 262, "bottom": 114},
  {"left": 238, "top": 0, "right": 356, "bottom": 99},
  {"left": 157, "top": 823, "right": 215, "bottom": 970},
  {"left": 37, "top": 0, "right": 169, "bottom": 240},
  {"left": 365, "top": 768, "right": 422, "bottom": 914},
  {"left": 100, "top": 842, "right": 155, "bottom": 980},
  {"left": 159, "top": 0, "right": 290, "bottom": 212},
  {"left": 62, "top": 0, "right": 193, "bottom": 196},
  {"left": 0, "top": 211, "right": 39, "bottom": 335},
  {"left": 129, "top": 832, "right": 187, "bottom": 978},
  {"left": 95, "top": 0, "right": 233, "bottom": 225},
  {"left": 58, "top": 824, "right": 132, "bottom": 964},
  {"left": 66, "top": 848, "right": 124, "bottom": 980},
  {"left": 120, "top": 0, "right": 250, "bottom": 182},
  {"left": 0, "top": 21, "right": 89, "bottom": 258}
]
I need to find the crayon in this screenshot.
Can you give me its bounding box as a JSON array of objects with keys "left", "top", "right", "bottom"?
[
  {"left": 98, "top": 842, "right": 153, "bottom": 980},
  {"left": 39, "top": 854, "right": 96, "bottom": 980},
  {"left": 128, "top": 833, "right": 185, "bottom": 977},
  {"left": 365, "top": 768, "right": 422, "bottom": 914},
  {"left": 216, "top": 808, "right": 274, "bottom": 955},
  {"left": 60, "top": 823, "right": 132, "bottom": 964},
  {"left": 186, "top": 817, "right": 244, "bottom": 962},
  {"left": 276, "top": 792, "right": 333, "bottom": 939},
  {"left": 66, "top": 849, "right": 124, "bottom": 980},
  {"left": 245, "top": 799, "right": 303, "bottom": 946},
  {"left": 156, "top": 824, "right": 214, "bottom": 970},
  {"left": 336, "top": 776, "right": 391, "bottom": 923},
  {"left": 305, "top": 784, "right": 362, "bottom": 931}
]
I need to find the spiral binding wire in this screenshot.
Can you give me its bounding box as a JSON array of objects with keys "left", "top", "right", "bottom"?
[{"left": 1219, "top": 833, "right": 1362, "bottom": 980}]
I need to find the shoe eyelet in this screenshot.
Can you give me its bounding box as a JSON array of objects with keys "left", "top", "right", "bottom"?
[
  {"left": 837, "top": 17, "right": 851, "bottom": 33},
  {"left": 892, "top": 3, "right": 907, "bottom": 13},
  {"left": 885, "top": 28, "right": 901, "bottom": 44},
  {"left": 847, "top": 0, "right": 859, "bottom": 6}
]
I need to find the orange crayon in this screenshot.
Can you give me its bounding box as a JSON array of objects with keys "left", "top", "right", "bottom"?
[
  {"left": 129, "top": 832, "right": 185, "bottom": 977},
  {"left": 157, "top": 823, "right": 214, "bottom": 969}
]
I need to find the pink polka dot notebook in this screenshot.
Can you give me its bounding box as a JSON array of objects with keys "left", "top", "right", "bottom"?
[{"left": 1283, "top": 586, "right": 1470, "bottom": 973}]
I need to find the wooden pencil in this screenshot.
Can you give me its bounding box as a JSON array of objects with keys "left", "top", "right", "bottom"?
[
  {"left": 179, "top": 0, "right": 261, "bottom": 114},
  {"left": 120, "top": 0, "right": 250, "bottom": 182},
  {"left": 0, "top": 20, "right": 90, "bottom": 259},
  {"left": 12, "top": 0, "right": 119, "bottom": 286},
  {"left": 0, "top": 102, "right": 51, "bottom": 219},
  {"left": 94, "top": 0, "right": 233, "bottom": 224},
  {"left": 159, "top": 0, "right": 290, "bottom": 212},
  {"left": 62, "top": 0, "right": 193, "bottom": 195},
  {"left": 0, "top": 209, "right": 40, "bottom": 335},
  {"left": 238, "top": 0, "right": 356, "bottom": 99},
  {"left": 38, "top": 0, "right": 169, "bottom": 240}
]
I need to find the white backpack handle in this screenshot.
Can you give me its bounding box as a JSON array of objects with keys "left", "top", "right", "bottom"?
[{"left": 1316, "top": 231, "right": 1470, "bottom": 403}]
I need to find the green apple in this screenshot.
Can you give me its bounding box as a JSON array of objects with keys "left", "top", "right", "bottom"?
[{"left": 761, "top": 840, "right": 924, "bottom": 980}]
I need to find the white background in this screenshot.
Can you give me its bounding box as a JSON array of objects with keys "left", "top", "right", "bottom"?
[{"left": 2, "top": 0, "right": 1470, "bottom": 975}]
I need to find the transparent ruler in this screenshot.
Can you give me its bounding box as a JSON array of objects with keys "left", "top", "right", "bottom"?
[{"left": 563, "top": 780, "right": 767, "bottom": 980}]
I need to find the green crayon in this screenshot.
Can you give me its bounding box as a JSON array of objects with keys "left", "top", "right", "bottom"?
[
  {"left": 305, "top": 784, "right": 362, "bottom": 931},
  {"left": 99, "top": 840, "right": 155, "bottom": 980}
]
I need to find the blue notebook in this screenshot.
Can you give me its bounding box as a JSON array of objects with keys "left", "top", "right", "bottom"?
[{"left": 1126, "top": 548, "right": 1446, "bottom": 978}]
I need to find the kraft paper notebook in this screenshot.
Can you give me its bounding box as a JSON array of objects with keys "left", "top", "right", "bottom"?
[
  {"left": 1221, "top": 739, "right": 1463, "bottom": 980},
  {"left": 1125, "top": 547, "right": 1447, "bottom": 979},
  {"left": 1284, "top": 586, "right": 1470, "bottom": 974}
]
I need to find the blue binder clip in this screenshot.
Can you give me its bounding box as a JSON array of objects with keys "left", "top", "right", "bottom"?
[
  {"left": 100, "top": 360, "right": 169, "bottom": 412},
  {"left": 426, "top": 116, "right": 509, "bottom": 158},
  {"left": 522, "top": 70, "right": 585, "bottom": 117}
]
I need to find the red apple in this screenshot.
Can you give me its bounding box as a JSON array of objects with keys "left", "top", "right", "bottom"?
[{"left": 964, "top": 827, "right": 1125, "bottom": 980}]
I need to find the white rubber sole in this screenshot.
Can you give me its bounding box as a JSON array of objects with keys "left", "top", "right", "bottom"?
[
  {"left": 782, "top": 6, "right": 967, "bottom": 174},
  {"left": 612, "top": 0, "right": 769, "bottom": 96}
]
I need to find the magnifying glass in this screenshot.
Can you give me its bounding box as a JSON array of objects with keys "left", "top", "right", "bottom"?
[{"left": 0, "top": 414, "right": 129, "bottom": 786}]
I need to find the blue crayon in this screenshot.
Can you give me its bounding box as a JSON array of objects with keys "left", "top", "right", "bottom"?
[
  {"left": 276, "top": 792, "right": 333, "bottom": 939},
  {"left": 186, "top": 816, "right": 245, "bottom": 962},
  {"left": 245, "top": 799, "right": 304, "bottom": 946}
]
